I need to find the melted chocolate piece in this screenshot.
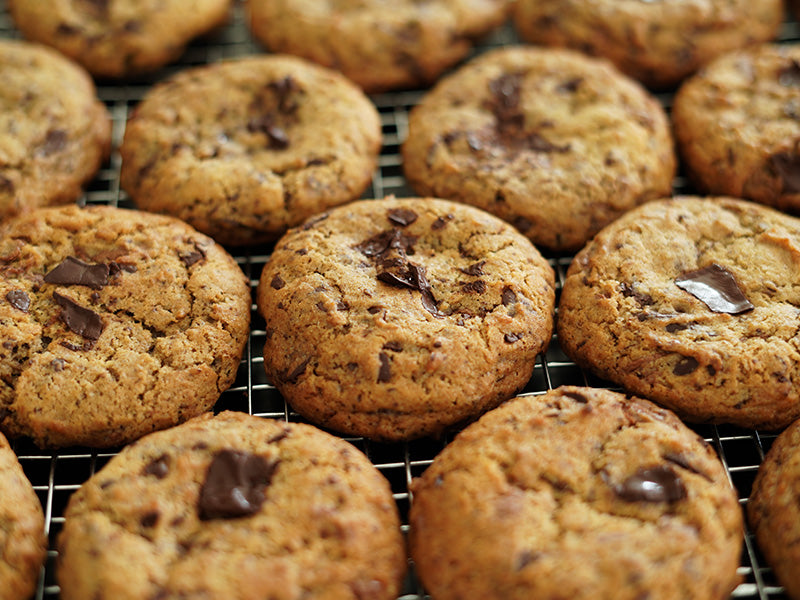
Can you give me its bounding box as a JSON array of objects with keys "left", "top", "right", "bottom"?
[
  {"left": 180, "top": 246, "right": 206, "bottom": 267},
  {"left": 779, "top": 59, "right": 800, "bottom": 87},
  {"left": 562, "top": 390, "right": 589, "bottom": 404},
  {"left": 53, "top": 292, "right": 104, "bottom": 340},
  {"left": 39, "top": 129, "right": 67, "bottom": 156},
  {"left": 6, "top": 289, "right": 30, "bottom": 312},
  {"left": 614, "top": 466, "right": 686, "bottom": 503},
  {"left": 44, "top": 256, "right": 109, "bottom": 289},
  {"left": 382, "top": 341, "right": 402, "bottom": 352},
  {"left": 271, "top": 274, "right": 285, "bottom": 290},
  {"left": 387, "top": 208, "right": 418, "bottom": 227},
  {"left": 198, "top": 450, "right": 278, "bottom": 520},
  {"left": 431, "top": 214, "right": 453, "bottom": 230},
  {"left": 377, "top": 352, "right": 392, "bottom": 383},
  {"left": 504, "top": 333, "right": 521, "bottom": 343},
  {"left": 770, "top": 152, "right": 800, "bottom": 194},
  {"left": 674, "top": 264, "right": 753, "bottom": 314},
  {"left": 489, "top": 72, "right": 524, "bottom": 128},
  {"left": 284, "top": 357, "right": 310, "bottom": 384},
  {"left": 620, "top": 282, "right": 655, "bottom": 306},
  {"left": 501, "top": 287, "right": 517, "bottom": 306},
  {"left": 673, "top": 356, "right": 699, "bottom": 376},
  {"left": 461, "top": 280, "right": 486, "bottom": 294},
  {"left": 461, "top": 261, "right": 485, "bottom": 276},
  {"left": 269, "top": 76, "right": 301, "bottom": 113},
  {"left": 355, "top": 229, "right": 416, "bottom": 257},
  {"left": 143, "top": 454, "right": 170, "bottom": 479},
  {"left": 0, "top": 175, "right": 14, "bottom": 195}
]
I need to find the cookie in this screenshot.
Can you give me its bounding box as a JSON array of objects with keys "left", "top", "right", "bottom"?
[
  {"left": 0, "top": 39, "right": 111, "bottom": 221},
  {"left": 56, "top": 410, "right": 406, "bottom": 600},
  {"left": 256, "top": 196, "right": 556, "bottom": 441},
  {"left": 557, "top": 196, "right": 800, "bottom": 430},
  {"left": 0, "top": 431, "right": 47, "bottom": 600},
  {"left": 7, "top": 0, "right": 231, "bottom": 79},
  {"left": 673, "top": 43, "right": 800, "bottom": 214},
  {"left": 119, "top": 54, "right": 381, "bottom": 246},
  {"left": 748, "top": 419, "right": 800, "bottom": 600},
  {"left": 245, "top": 0, "right": 509, "bottom": 94},
  {"left": 401, "top": 46, "right": 675, "bottom": 252},
  {"left": 0, "top": 204, "right": 251, "bottom": 448},
  {"left": 409, "top": 386, "right": 744, "bottom": 600},
  {"left": 512, "top": 0, "right": 783, "bottom": 89}
]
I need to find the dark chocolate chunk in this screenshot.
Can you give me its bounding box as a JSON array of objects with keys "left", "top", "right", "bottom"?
[
  {"left": 179, "top": 246, "right": 206, "bottom": 267},
  {"left": 60, "top": 340, "right": 95, "bottom": 352},
  {"left": 461, "top": 261, "right": 485, "bottom": 276},
  {"left": 614, "top": 466, "right": 686, "bottom": 503},
  {"left": 778, "top": 59, "right": 800, "bottom": 87},
  {"left": 504, "top": 333, "right": 521, "bottom": 344},
  {"left": 562, "top": 390, "right": 589, "bottom": 404},
  {"left": 269, "top": 76, "right": 301, "bottom": 113},
  {"left": 387, "top": 208, "right": 418, "bottom": 227},
  {"left": 53, "top": 292, "right": 104, "bottom": 340},
  {"left": 39, "top": 129, "right": 67, "bottom": 156},
  {"left": 461, "top": 280, "right": 487, "bottom": 294},
  {"left": 663, "top": 452, "right": 712, "bottom": 481},
  {"left": 271, "top": 274, "right": 286, "bottom": 290},
  {"left": 620, "top": 282, "right": 655, "bottom": 306},
  {"left": 143, "top": 454, "right": 170, "bottom": 479},
  {"left": 382, "top": 341, "right": 403, "bottom": 352},
  {"left": 367, "top": 305, "right": 383, "bottom": 314},
  {"left": 674, "top": 264, "right": 754, "bottom": 314},
  {"left": 558, "top": 77, "right": 583, "bottom": 93},
  {"left": 431, "top": 214, "right": 453, "bottom": 230},
  {"left": 489, "top": 72, "right": 524, "bottom": 127},
  {"left": 501, "top": 287, "right": 517, "bottom": 306},
  {"left": 6, "top": 289, "right": 30, "bottom": 312},
  {"left": 356, "top": 229, "right": 416, "bottom": 257},
  {"left": 377, "top": 352, "right": 392, "bottom": 383},
  {"left": 140, "top": 511, "right": 160, "bottom": 528},
  {"left": 0, "top": 174, "right": 14, "bottom": 195},
  {"left": 284, "top": 357, "right": 311, "bottom": 384},
  {"left": 665, "top": 322, "right": 689, "bottom": 333},
  {"left": 769, "top": 152, "right": 800, "bottom": 194},
  {"left": 198, "top": 450, "right": 278, "bottom": 520},
  {"left": 265, "top": 124, "right": 289, "bottom": 149},
  {"left": 50, "top": 358, "right": 65, "bottom": 371},
  {"left": 673, "top": 356, "right": 699, "bottom": 376},
  {"left": 44, "top": 256, "right": 109, "bottom": 289}
]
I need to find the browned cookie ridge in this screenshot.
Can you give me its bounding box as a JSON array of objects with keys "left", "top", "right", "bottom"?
[{"left": 257, "top": 197, "right": 556, "bottom": 441}]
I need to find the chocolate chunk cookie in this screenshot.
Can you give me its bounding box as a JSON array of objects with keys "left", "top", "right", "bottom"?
[
  {"left": 245, "top": 0, "right": 509, "bottom": 93},
  {"left": 0, "top": 39, "right": 111, "bottom": 221},
  {"left": 401, "top": 46, "right": 675, "bottom": 252},
  {"left": 0, "top": 432, "right": 47, "bottom": 600},
  {"left": 409, "top": 386, "right": 744, "bottom": 600},
  {"left": 120, "top": 54, "right": 381, "bottom": 246},
  {"left": 512, "top": 0, "right": 783, "bottom": 89},
  {"left": 257, "top": 197, "right": 556, "bottom": 441},
  {"left": 558, "top": 196, "right": 800, "bottom": 430},
  {"left": 0, "top": 204, "right": 251, "bottom": 448},
  {"left": 7, "top": 0, "right": 231, "bottom": 78},
  {"left": 673, "top": 43, "right": 800, "bottom": 214},
  {"left": 748, "top": 419, "right": 800, "bottom": 600},
  {"left": 57, "top": 410, "right": 406, "bottom": 600}
]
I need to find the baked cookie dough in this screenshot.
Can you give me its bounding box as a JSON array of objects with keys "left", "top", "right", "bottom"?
[
  {"left": 120, "top": 54, "right": 381, "bottom": 246},
  {"left": 402, "top": 46, "right": 675, "bottom": 252},
  {"left": 257, "top": 197, "right": 556, "bottom": 441},
  {"left": 7, "top": 0, "right": 231, "bottom": 78},
  {"left": 0, "top": 205, "right": 251, "bottom": 448},
  {"left": 673, "top": 43, "right": 800, "bottom": 214},
  {"left": 512, "top": 0, "right": 783, "bottom": 89},
  {"left": 0, "top": 39, "right": 111, "bottom": 221},
  {"left": 409, "top": 386, "right": 744, "bottom": 600},
  {"left": 246, "top": 0, "right": 509, "bottom": 93},
  {"left": 558, "top": 196, "right": 800, "bottom": 430},
  {"left": 0, "top": 431, "right": 47, "bottom": 600},
  {"left": 57, "top": 411, "right": 406, "bottom": 600},
  {"left": 748, "top": 419, "right": 800, "bottom": 600}
]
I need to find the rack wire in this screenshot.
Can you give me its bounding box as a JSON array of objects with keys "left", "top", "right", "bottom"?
[{"left": 1, "top": 2, "right": 796, "bottom": 598}]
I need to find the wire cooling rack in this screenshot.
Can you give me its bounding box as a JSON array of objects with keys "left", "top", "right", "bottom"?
[{"left": 1, "top": 2, "right": 797, "bottom": 598}]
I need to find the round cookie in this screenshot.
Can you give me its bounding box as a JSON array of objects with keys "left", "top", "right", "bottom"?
[
  {"left": 56, "top": 410, "right": 406, "bottom": 600},
  {"left": 409, "top": 386, "right": 744, "bottom": 600},
  {"left": 7, "top": 0, "right": 231, "bottom": 79},
  {"left": 0, "top": 431, "right": 47, "bottom": 600},
  {"left": 401, "top": 46, "right": 675, "bottom": 252},
  {"left": 512, "top": 0, "right": 783, "bottom": 89},
  {"left": 256, "top": 196, "right": 556, "bottom": 441},
  {"left": 748, "top": 419, "right": 800, "bottom": 599},
  {"left": 120, "top": 54, "right": 381, "bottom": 246},
  {"left": 245, "top": 0, "right": 509, "bottom": 94},
  {"left": 673, "top": 43, "right": 800, "bottom": 214},
  {"left": 557, "top": 196, "right": 800, "bottom": 430},
  {"left": 0, "top": 204, "right": 251, "bottom": 448},
  {"left": 0, "top": 39, "right": 111, "bottom": 221}
]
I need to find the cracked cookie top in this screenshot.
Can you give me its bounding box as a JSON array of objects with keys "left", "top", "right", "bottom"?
[
  {"left": 256, "top": 196, "right": 556, "bottom": 441},
  {"left": 558, "top": 196, "right": 800, "bottom": 430},
  {"left": 119, "top": 54, "right": 382, "bottom": 246},
  {"left": 409, "top": 386, "right": 743, "bottom": 600},
  {"left": 0, "top": 204, "right": 251, "bottom": 448}
]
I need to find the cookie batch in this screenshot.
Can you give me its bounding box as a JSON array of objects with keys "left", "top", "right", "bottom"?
[{"left": 2, "top": 0, "right": 800, "bottom": 599}]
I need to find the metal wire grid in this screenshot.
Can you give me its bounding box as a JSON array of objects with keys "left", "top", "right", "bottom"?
[{"left": 1, "top": 2, "right": 796, "bottom": 598}]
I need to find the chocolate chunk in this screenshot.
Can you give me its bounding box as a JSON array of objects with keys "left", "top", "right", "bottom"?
[
  {"left": 53, "top": 292, "right": 104, "bottom": 340},
  {"left": 0, "top": 174, "right": 14, "bottom": 195},
  {"left": 431, "top": 214, "right": 453, "bottom": 230},
  {"left": 50, "top": 358, "right": 65, "bottom": 371},
  {"left": 140, "top": 511, "right": 160, "bottom": 528},
  {"left": 387, "top": 208, "right": 418, "bottom": 227},
  {"left": 673, "top": 356, "right": 699, "bottom": 376},
  {"left": 247, "top": 115, "right": 290, "bottom": 149},
  {"left": 620, "top": 282, "right": 655, "bottom": 306},
  {"left": 504, "top": 333, "right": 521, "bottom": 343},
  {"left": 663, "top": 452, "right": 712, "bottom": 481},
  {"left": 44, "top": 256, "right": 109, "bottom": 289},
  {"left": 501, "top": 287, "right": 517, "bottom": 306},
  {"left": 180, "top": 247, "right": 206, "bottom": 267},
  {"left": 377, "top": 352, "right": 392, "bottom": 383},
  {"left": 525, "top": 132, "right": 570, "bottom": 154},
  {"left": 769, "top": 152, "right": 800, "bottom": 194},
  {"left": 489, "top": 72, "right": 524, "bottom": 127},
  {"left": 39, "top": 129, "right": 67, "bottom": 156},
  {"left": 269, "top": 76, "right": 301, "bottom": 113},
  {"left": 143, "top": 454, "right": 170, "bottom": 479},
  {"left": 461, "top": 261, "right": 485, "bottom": 276},
  {"left": 558, "top": 77, "right": 583, "bottom": 93},
  {"left": 367, "top": 305, "right": 383, "bottom": 314},
  {"left": 271, "top": 274, "right": 285, "bottom": 290},
  {"left": 198, "top": 450, "right": 278, "bottom": 520},
  {"left": 562, "top": 390, "right": 589, "bottom": 404},
  {"left": 461, "top": 280, "right": 486, "bottom": 294},
  {"left": 6, "top": 290, "right": 30, "bottom": 312},
  {"left": 356, "top": 229, "right": 416, "bottom": 257},
  {"left": 674, "top": 264, "right": 754, "bottom": 314},
  {"left": 614, "top": 466, "right": 687, "bottom": 503},
  {"left": 779, "top": 59, "right": 800, "bottom": 87},
  {"left": 60, "top": 340, "right": 95, "bottom": 352},
  {"left": 665, "top": 322, "right": 688, "bottom": 333},
  {"left": 382, "top": 341, "right": 402, "bottom": 352},
  {"left": 284, "top": 357, "right": 310, "bottom": 384}
]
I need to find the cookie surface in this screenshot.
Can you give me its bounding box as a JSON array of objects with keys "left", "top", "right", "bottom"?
[
  {"left": 748, "top": 420, "right": 800, "bottom": 600},
  {"left": 512, "top": 0, "right": 783, "bottom": 89},
  {"left": 401, "top": 46, "right": 675, "bottom": 252},
  {"left": 246, "top": 0, "right": 509, "bottom": 93},
  {"left": 7, "top": 0, "right": 231, "bottom": 78},
  {"left": 673, "top": 43, "right": 800, "bottom": 214},
  {"left": 0, "top": 432, "right": 47, "bottom": 600},
  {"left": 57, "top": 410, "right": 406, "bottom": 600},
  {"left": 558, "top": 196, "right": 800, "bottom": 430},
  {"left": 120, "top": 54, "right": 381, "bottom": 246},
  {"left": 257, "top": 197, "right": 556, "bottom": 441},
  {"left": 409, "top": 386, "right": 743, "bottom": 600},
  {"left": 0, "top": 205, "right": 250, "bottom": 448},
  {"left": 0, "top": 39, "right": 111, "bottom": 221}
]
